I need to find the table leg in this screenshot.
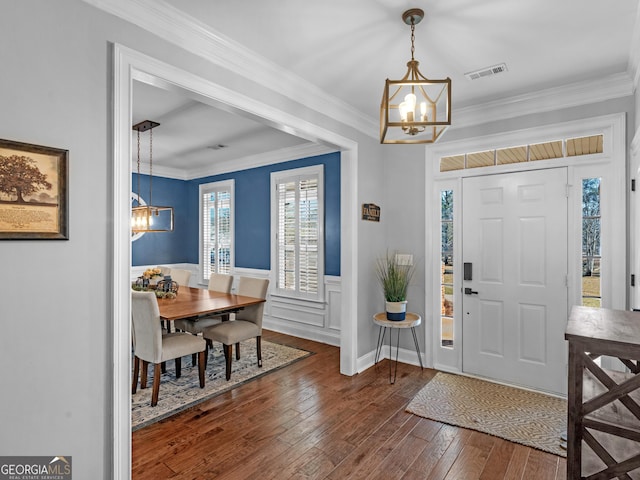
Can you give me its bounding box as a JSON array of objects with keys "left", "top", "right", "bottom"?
[
  {"left": 411, "top": 327, "right": 424, "bottom": 370},
  {"left": 567, "top": 341, "right": 583, "bottom": 479},
  {"left": 375, "top": 326, "right": 386, "bottom": 364},
  {"left": 390, "top": 328, "right": 400, "bottom": 384}
]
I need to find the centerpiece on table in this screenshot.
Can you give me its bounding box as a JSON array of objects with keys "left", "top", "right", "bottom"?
[
  {"left": 376, "top": 251, "right": 415, "bottom": 321},
  {"left": 140, "top": 267, "right": 163, "bottom": 287}
]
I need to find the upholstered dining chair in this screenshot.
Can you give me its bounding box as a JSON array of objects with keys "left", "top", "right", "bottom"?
[
  {"left": 203, "top": 276, "right": 269, "bottom": 381},
  {"left": 168, "top": 268, "right": 192, "bottom": 288},
  {"left": 157, "top": 265, "right": 172, "bottom": 276},
  {"left": 174, "top": 273, "right": 234, "bottom": 365},
  {"left": 131, "top": 290, "right": 206, "bottom": 406}
]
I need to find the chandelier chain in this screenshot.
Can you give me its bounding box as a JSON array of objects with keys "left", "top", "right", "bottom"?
[
  {"left": 149, "top": 126, "right": 153, "bottom": 206},
  {"left": 136, "top": 129, "right": 141, "bottom": 206},
  {"left": 410, "top": 21, "right": 416, "bottom": 62}
]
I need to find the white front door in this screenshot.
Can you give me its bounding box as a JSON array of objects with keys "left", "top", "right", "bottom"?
[{"left": 462, "top": 168, "right": 568, "bottom": 395}]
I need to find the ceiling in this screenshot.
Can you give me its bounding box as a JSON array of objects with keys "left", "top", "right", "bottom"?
[{"left": 130, "top": 0, "right": 639, "bottom": 177}]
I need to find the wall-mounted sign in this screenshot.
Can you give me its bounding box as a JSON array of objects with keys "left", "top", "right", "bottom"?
[{"left": 362, "top": 203, "right": 380, "bottom": 222}]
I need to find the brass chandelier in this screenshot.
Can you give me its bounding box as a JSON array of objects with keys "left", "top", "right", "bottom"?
[
  {"left": 380, "top": 8, "right": 451, "bottom": 144},
  {"left": 131, "top": 120, "right": 174, "bottom": 233}
]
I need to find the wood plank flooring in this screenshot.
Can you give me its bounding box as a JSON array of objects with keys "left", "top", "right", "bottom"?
[{"left": 132, "top": 331, "right": 566, "bottom": 479}]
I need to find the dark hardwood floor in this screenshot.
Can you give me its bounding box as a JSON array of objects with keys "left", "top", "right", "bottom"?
[{"left": 132, "top": 331, "right": 566, "bottom": 479}]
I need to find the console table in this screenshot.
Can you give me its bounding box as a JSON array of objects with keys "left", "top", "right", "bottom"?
[{"left": 565, "top": 306, "right": 640, "bottom": 479}]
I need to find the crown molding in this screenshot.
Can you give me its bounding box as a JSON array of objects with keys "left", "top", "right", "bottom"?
[
  {"left": 132, "top": 143, "right": 335, "bottom": 181},
  {"left": 450, "top": 72, "right": 634, "bottom": 130},
  {"left": 82, "top": 0, "right": 377, "bottom": 138},
  {"left": 186, "top": 143, "right": 335, "bottom": 180}
]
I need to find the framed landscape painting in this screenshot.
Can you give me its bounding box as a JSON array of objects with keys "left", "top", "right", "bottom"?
[{"left": 0, "top": 139, "right": 68, "bottom": 240}]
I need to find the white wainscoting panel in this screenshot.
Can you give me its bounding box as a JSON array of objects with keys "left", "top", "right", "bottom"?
[{"left": 266, "top": 275, "right": 340, "bottom": 346}]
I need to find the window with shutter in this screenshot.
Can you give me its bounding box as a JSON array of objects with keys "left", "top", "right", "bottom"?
[
  {"left": 200, "top": 180, "right": 234, "bottom": 284},
  {"left": 272, "top": 166, "right": 324, "bottom": 300}
]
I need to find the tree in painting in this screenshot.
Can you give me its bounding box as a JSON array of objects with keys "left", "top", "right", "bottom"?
[{"left": 0, "top": 154, "right": 52, "bottom": 203}]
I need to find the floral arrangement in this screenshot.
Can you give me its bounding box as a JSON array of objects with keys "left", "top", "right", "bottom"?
[{"left": 142, "top": 267, "right": 163, "bottom": 279}]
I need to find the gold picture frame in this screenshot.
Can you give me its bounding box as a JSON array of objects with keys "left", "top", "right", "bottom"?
[{"left": 0, "top": 138, "right": 68, "bottom": 240}]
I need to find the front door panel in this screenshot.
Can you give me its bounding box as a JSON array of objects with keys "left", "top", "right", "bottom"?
[{"left": 462, "top": 168, "right": 568, "bottom": 395}]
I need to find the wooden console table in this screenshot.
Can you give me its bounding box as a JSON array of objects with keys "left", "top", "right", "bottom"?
[{"left": 565, "top": 306, "right": 640, "bottom": 479}]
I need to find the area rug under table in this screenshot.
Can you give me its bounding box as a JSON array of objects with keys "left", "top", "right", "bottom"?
[
  {"left": 132, "top": 339, "right": 311, "bottom": 430},
  {"left": 406, "top": 372, "right": 567, "bottom": 457}
]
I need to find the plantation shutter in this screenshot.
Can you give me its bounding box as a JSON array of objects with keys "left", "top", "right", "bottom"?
[
  {"left": 298, "top": 177, "right": 319, "bottom": 294},
  {"left": 275, "top": 170, "right": 322, "bottom": 298},
  {"left": 202, "top": 185, "right": 233, "bottom": 283}
]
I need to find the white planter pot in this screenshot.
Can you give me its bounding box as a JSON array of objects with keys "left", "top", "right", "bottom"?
[{"left": 385, "top": 300, "right": 407, "bottom": 321}]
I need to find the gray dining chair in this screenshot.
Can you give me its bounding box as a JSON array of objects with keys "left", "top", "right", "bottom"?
[
  {"left": 168, "top": 268, "right": 192, "bottom": 288},
  {"left": 203, "top": 277, "right": 269, "bottom": 380},
  {"left": 131, "top": 290, "right": 206, "bottom": 406},
  {"left": 174, "top": 273, "right": 234, "bottom": 365}
]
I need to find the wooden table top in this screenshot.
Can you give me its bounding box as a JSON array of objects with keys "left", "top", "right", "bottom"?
[
  {"left": 565, "top": 305, "right": 640, "bottom": 350},
  {"left": 373, "top": 312, "right": 421, "bottom": 328},
  {"left": 155, "top": 286, "right": 265, "bottom": 321}
]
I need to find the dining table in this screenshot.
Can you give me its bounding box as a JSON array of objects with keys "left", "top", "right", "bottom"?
[{"left": 154, "top": 286, "right": 266, "bottom": 326}]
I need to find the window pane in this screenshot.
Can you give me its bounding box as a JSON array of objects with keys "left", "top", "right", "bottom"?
[
  {"left": 202, "top": 187, "right": 233, "bottom": 282},
  {"left": 582, "top": 178, "right": 601, "bottom": 307},
  {"left": 276, "top": 175, "right": 320, "bottom": 296},
  {"left": 440, "top": 155, "right": 465, "bottom": 172},
  {"left": 467, "top": 150, "right": 495, "bottom": 169},
  {"left": 497, "top": 146, "right": 527, "bottom": 165},
  {"left": 298, "top": 178, "right": 318, "bottom": 294},
  {"left": 278, "top": 181, "right": 297, "bottom": 291},
  {"left": 529, "top": 140, "right": 563, "bottom": 161},
  {"left": 567, "top": 135, "right": 603, "bottom": 156},
  {"left": 441, "top": 190, "right": 454, "bottom": 348}
]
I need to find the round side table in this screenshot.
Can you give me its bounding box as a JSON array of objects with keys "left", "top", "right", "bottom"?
[{"left": 373, "top": 312, "right": 424, "bottom": 384}]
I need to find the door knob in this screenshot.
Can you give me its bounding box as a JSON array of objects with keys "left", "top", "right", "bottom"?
[{"left": 464, "top": 288, "right": 478, "bottom": 295}]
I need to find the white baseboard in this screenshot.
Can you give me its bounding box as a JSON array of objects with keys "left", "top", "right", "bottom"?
[
  {"left": 358, "top": 346, "right": 426, "bottom": 374},
  {"left": 264, "top": 317, "right": 340, "bottom": 347}
]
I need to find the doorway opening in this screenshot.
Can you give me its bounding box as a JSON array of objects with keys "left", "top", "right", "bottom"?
[{"left": 112, "top": 44, "right": 359, "bottom": 478}]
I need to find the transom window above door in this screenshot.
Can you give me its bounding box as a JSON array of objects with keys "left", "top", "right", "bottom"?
[{"left": 440, "top": 134, "right": 603, "bottom": 172}]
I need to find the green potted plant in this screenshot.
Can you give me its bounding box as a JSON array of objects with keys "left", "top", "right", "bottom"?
[{"left": 376, "top": 251, "right": 415, "bottom": 321}]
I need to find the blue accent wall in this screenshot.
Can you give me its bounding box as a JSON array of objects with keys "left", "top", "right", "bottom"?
[
  {"left": 132, "top": 152, "right": 341, "bottom": 276},
  {"left": 131, "top": 175, "right": 190, "bottom": 266}
]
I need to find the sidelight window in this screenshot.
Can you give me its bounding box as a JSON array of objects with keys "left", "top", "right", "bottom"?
[
  {"left": 581, "top": 178, "right": 601, "bottom": 307},
  {"left": 441, "top": 190, "right": 454, "bottom": 347}
]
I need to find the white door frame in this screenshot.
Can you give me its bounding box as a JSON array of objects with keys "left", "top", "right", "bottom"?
[
  {"left": 112, "top": 44, "right": 359, "bottom": 479},
  {"left": 424, "top": 113, "right": 627, "bottom": 377}
]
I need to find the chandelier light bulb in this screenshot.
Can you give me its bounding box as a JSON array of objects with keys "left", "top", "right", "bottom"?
[
  {"left": 399, "top": 101, "right": 408, "bottom": 121},
  {"left": 405, "top": 93, "right": 417, "bottom": 110}
]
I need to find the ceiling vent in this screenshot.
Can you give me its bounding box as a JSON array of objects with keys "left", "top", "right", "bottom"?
[{"left": 464, "top": 63, "right": 508, "bottom": 81}]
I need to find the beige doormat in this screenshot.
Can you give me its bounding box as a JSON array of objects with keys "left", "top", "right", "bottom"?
[
  {"left": 132, "top": 339, "right": 311, "bottom": 430},
  {"left": 406, "top": 372, "right": 567, "bottom": 457}
]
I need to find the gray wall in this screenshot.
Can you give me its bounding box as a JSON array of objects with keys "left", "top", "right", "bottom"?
[{"left": 0, "top": 1, "right": 386, "bottom": 477}]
